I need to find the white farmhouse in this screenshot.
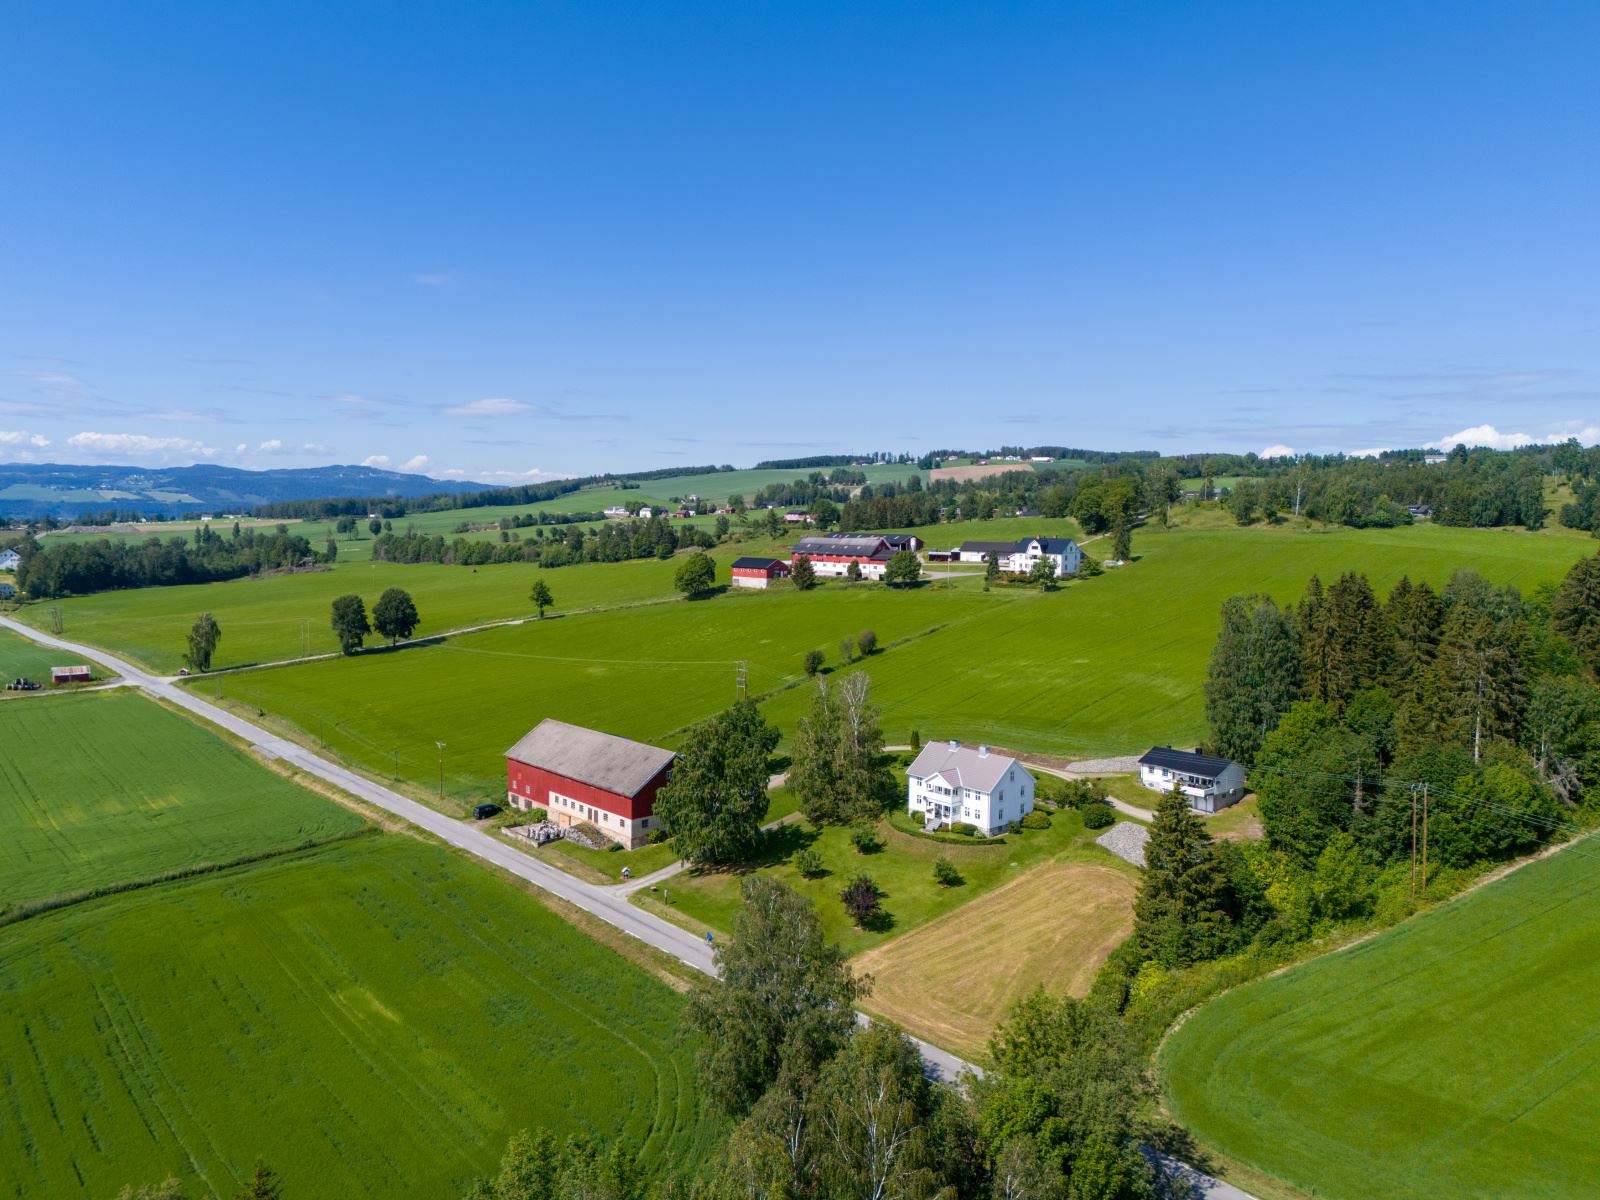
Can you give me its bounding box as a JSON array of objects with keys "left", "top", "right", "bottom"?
[
  {"left": 906, "top": 740, "right": 1034, "bottom": 836},
  {"left": 0, "top": 548, "right": 19, "bottom": 572},
  {"left": 1004, "top": 536, "right": 1080, "bottom": 577},
  {"left": 1137, "top": 746, "right": 1246, "bottom": 813}
]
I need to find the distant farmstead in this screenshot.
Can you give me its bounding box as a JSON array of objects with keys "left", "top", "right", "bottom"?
[
  {"left": 1137, "top": 746, "right": 1246, "bottom": 813},
  {"left": 505, "top": 719, "right": 675, "bottom": 849},
  {"left": 730, "top": 556, "right": 791, "bottom": 589}
]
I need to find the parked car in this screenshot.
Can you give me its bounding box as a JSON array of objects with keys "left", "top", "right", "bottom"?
[{"left": 473, "top": 803, "right": 501, "bottom": 820}]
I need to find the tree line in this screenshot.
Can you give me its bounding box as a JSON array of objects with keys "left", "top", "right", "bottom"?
[{"left": 14, "top": 525, "right": 320, "bottom": 598}]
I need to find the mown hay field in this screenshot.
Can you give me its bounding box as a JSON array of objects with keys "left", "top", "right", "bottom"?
[
  {"left": 0, "top": 836, "right": 718, "bottom": 1200},
  {"left": 853, "top": 860, "right": 1136, "bottom": 1060},
  {"left": 0, "top": 691, "right": 367, "bottom": 910},
  {"left": 1160, "top": 837, "right": 1600, "bottom": 1200}
]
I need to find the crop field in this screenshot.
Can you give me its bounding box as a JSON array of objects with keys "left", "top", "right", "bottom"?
[
  {"left": 0, "top": 625, "right": 76, "bottom": 689},
  {"left": 1160, "top": 837, "right": 1600, "bottom": 1200},
  {"left": 0, "top": 836, "right": 716, "bottom": 1199},
  {"left": 854, "top": 860, "right": 1135, "bottom": 1059},
  {"left": 207, "top": 585, "right": 992, "bottom": 807},
  {"left": 0, "top": 691, "right": 367, "bottom": 910},
  {"left": 17, "top": 555, "right": 692, "bottom": 672},
  {"left": 643, "top": 804, "right": 1130, "bottom": 955}
]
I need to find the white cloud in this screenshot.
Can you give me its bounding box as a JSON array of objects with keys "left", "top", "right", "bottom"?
[
  {"left": 442, "top": 397, "right": 532, "bottom": 417},
  {"left": 440, "top": 466, "right": 568, "bottom": 484},
  {"left": 66, "top": 431, "right": 217, "bottom": 462},
  {"left": 1261, "top": 444, "right": 1294, "bottom": 458},
  {"left": 1427, "top": 424, "right": 1534, "bottom": 451},
  {"left": 414, "top": 271, "right": 456, "bottom": 287},
  {"left": 1550, "top": 423, "right": 1600, "bottom": 445},
  {"left": 400, "top": 454, "right": 430, "bottom": 473},
  {"left": 0, "top": 430, "right": 51, "bottom": 448},
  {"left": 258, "top": 439, "right": 284, "bottom": 452},
  {"left": 301, "top": 442, "right": 330, "bottom": 454},
  {"left": 361, "top": 454, "right": 392, "bottom": 468},
  {"left": 1346, "top": 447, "right": 1389, "bottom": 459}
]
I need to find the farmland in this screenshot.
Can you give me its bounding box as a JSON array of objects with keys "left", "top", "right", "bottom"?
[
  {"left": 0, "top": 836, "right": 717, "bottom": 1199},
  {"left": 1160, "top": 837, "right": 1600, "bottom": 1200},
  {"left": 0, "top": 691, "right": 366, "bottom": 910},
  {"left": 853, "top": 860, "right": 1136, "bottom": 1060},
  {"left": 180, "top": 517, "right": 1597, "bottom": 814},
  {"left": 0, "top": 625, "right": 77, "bottom": 689}
]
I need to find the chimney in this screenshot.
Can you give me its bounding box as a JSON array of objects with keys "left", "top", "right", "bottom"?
[
  {"left": 978, "top": 745, "right": 989, "bottom": 757},
  {"left": 948, "top": 739, "right": 959, "bottom": 751}
]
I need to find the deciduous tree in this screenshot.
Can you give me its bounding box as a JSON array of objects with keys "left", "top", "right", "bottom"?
[
  {"left": 654, "top": 700, "right": 778, "bottom": 866},
  {"left": 529, "top": 579, "right": 554, "bottom": 618},
  {"left": 330, "top": 594, "right": 370, "bottom": 655},
  {"left": 372, "top": 586, "right": 420, "bottom": 646},
  {"left": 884, "top": 549, "right": 920, "bottom": 587},
  {"left": 789, "top": 674, "right": 893, "bottom": 824},
  {"left": 185, "top": 612, "right": 221, "bottom": 672},
  {"left": 674, "top": 552, "right": 716, "bottom": 598}
]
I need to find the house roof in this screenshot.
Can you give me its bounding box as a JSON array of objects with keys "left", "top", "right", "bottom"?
[
  {"left": 792, "top": 535, "right": 890, "bottom": 558},
  {"left": 1019, "top": 536, "right": 1078, "bottom": 554},
  {"left": 906, "top": 741, "right": 1022, "bottom": 793},
  {"left": 505, "top": 719, "right": 676, "bottom": 798},
  {"left": 731, "top": 556, "right": 786, "bottom": 570},
  {"left": 1138, "top": 746, "right": 1238, "bottom": 779}
]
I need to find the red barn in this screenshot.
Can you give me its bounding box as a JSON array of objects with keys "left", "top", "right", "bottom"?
[
  {"left": 730, "top": 556, "right": 790, "bottom": 589},
  {"left": 505, "top": 719, "right": 675, "bottom": 849}
]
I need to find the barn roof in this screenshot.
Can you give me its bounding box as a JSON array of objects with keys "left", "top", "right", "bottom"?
[
  {"left": 1138, "top": 746, "right": 1237, "bottom": 779},
  {"left": 505, "top": 719, "right": 676, "bottom": 798},
  {"left": 731, "top": 556, "right": 786, "bottom": 570},
  {"left": 792, "top": 535, "right": 891, "bottom": 558}
]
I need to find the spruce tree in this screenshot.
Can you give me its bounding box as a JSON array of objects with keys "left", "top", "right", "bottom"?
[
  {"left": 1323, "top": 571, "right": 1390, "bottom": 707},
  {"left": 1298, "top": 575, "right": 1331, "bottom": 702},
  {"left": 1203, "top": 594, "right": 1302, "bottom": 765},
  {"left": 1133, "top": 788, "right": 1237, "bottom": 967},
  {"left": 1553, "top": 551, "right": 1600, "bottom": 675}
]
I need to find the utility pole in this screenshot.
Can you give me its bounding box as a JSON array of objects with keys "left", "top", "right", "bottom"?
[
  {"left": 1421, "top": 783, "right": 1430, "bottom": 894},
  {"left": 392, "top": 747, "right": 399, "bottom": 779},
  {"left": 735, "top": 660, "right": 747, "bottom": 703},
  {"left": 1411, "top": 785, "right": 1419, "bottom": 899},
  {"left": 436, "top": 740, "right": 446, "bottom": 806}
]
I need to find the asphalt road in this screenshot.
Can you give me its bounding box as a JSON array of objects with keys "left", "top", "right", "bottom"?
[{"left": 3, "top": 613, "right": 1255, "bottom": 1195}]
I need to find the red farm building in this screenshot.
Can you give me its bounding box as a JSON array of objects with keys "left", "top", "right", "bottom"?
[
  {"left": 730, "top": 556, "right": 791, "bottom": 589},
  {"left": 504, "top": 719, "right": 675, "bottom": 849}
]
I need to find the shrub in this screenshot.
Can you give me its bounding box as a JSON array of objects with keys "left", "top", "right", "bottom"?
[
  {"left": 840, "top": 638, "right": 855, "bottom": 663},
  {"left": 909, "top": 729, "right": 921, "bottom": 751},
  {"left": 840, "top": 873, "right": 882, "bottom": 926},
  {"left": 1081, "top": 802, "right": 1116, "bottom": 829},
  {"left": 1020, "top": 809, "right": 1050, "bottom": 830},
  {"left": 949, "top": 822, "right": 977, "bottom": 837},
  {"left": 858, "top": 629, "right": 877, "bottom": 656},
  {"left": 528, "top": 807, "right": 548, "bottom": 823},
  {"left": 803, "top": 649, "right": 825, "bottom": 675},
  {"left": 794, "top": 847, "right": 825, "bottom": 878},
  {"left": 932, "top": 857, "right": 963, "bottom": 887},
  {"left": 606, "top": 841, "right": 623, "bottom": 853},
  {"left": 850, "top": 823, "right": 884, "bottom": 854}
]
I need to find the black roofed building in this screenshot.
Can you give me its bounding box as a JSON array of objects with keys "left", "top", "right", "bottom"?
[
  {"left": 790, "top": 534, "right": 895, "bottom": 580},
  {"left": 730, "top": 556, "right": 791, "bottom": 589},
  {"left": 1137, "top": 746, "right": 1247, "bottom": 813}
]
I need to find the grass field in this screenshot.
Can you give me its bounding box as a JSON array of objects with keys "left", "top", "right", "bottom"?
[
  {"left": 0, "top": 836, "right": 717, "bottom": 1199},
  {"left": 641, "top": 803, "right": 1132, "bottom": 955},
  {"left": 0, "top": 691, "right": 367, "bottom": 910},
  {"left": 854, "top": 860, "right": 1135, "bottom": 1059},
  {"left": 17, "top": 555, "right": 692, "bottom": 672},
  {"left": 0, "top": 625, "right": 82, "bottom": 690},
  {"left": 1160, "top": 838, "right": 1600, "bottom": 1200}
]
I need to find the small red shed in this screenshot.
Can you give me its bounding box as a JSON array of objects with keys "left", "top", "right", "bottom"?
[{"left": 730, "top": 556, "right": 791, "bottom": 589}]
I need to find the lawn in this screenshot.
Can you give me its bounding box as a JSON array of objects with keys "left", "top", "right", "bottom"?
[
  {"left": 853, "top": 860, "right": 1135, "bottom": 1060},
  {"left": 200, "top": 585, "right": 995, "bottom": 812},
  {"left": 0, "top": 691, "right": 367, "bottom": 911},
  {"left": 16, "top": 554, "right": 691, "bottom": 672},
  {"left": 0, "top": 625, "right": 83, "bottom": 690},
  {"left": 1159, "top": 837, "right": 1600, "bottom": 1200},
  {"left": 0, "top": 836, "right": 718, "bottom": 1200},
  {"left": 641, "top": 804, "right": 1132, "bottom": 956}
]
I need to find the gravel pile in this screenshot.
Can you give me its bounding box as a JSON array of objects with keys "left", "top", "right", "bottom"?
[{"left": 1096, "top": 821, "right": 1150, "bottom": 867}]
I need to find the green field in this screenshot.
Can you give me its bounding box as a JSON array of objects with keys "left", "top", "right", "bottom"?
[
  {"left": 0, "top": 691, "right": 367, "bottom": 910},
  {"left": 0, "top": 625, "right": 77, "bottom": 689},
  {"left": 0, "top": 836, "right": 717, "bottom": 1199},
  {"left": 1160, "top": 838, "right": 1600, "bottom": 1199},
  {"left": 17, "top": 555, "right": 693, "bottom": 672},
  {"left": 189, "top": 519, "right": 1594, "bottom": 814}
]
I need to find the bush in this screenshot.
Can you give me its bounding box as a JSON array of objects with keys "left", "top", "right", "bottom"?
[
  {"left": 850, "top": 823, "right": 884, "bottom": 854},
  {"left": 1020, "top": 809, "right": 1050, "bottom": 830},
  {"left": 949, "top": 822, "right": 977, "bottom": 837},
  {"left": 840, "top": 873, "right": 882, "bottom": 926},
  {"left": 606, "top": 841, "right": 623, "bottom": 853},
  {"left": 909, "top": 729, "right": 921, "bottom": 751},
  {"left": 794, "top": 847, "right": 825, "bottom": 878},
  {"left": 932, "top": 856, "right": 962, "bottom": 887},
  {"left": 858, "top": 629, "right": 877, "bottom": 656},
  {"left": 803, "top": 649, "right": 824, "bottom": 675},
  {"left": 1081, "top": 802, "right": 1116, "bottom": 829}
]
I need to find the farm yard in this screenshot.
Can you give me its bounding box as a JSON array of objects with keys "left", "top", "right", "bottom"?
[
  {"left": 1160, "top": 836, "right": 1600, "bottom": 1200},
  {"left": 0, "top": 691, "right": 366, "bottom": 910},
  {"left": 0, "top": 837, "right": 717, "bottom": 1200},
  {"left": 853, "top": 860, "right": 1136, "bottom": 1060}
]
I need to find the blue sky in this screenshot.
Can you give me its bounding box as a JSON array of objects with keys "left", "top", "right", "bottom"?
[{"left": 2, "top": 1, "right": 1596, "bottom": 482}]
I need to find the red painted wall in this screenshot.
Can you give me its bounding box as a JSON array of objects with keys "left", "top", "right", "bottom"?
[{"left": 505, "top": 759, "right": 670, "bottom": 820}]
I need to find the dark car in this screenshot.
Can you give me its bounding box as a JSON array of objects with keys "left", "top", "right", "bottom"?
[{"left": 472, "top": 803, "right": 501, "bottom": 821}]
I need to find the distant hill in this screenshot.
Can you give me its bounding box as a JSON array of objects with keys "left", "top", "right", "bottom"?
[{"left": 0, "top": 462, "right": 491, "bottom": 520}]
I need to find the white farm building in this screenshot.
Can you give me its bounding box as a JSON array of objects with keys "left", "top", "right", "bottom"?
[
  {"left": 906, "top": 740, "right": 1035, "bottom": 836},
  {"left": 1137, "top": 746, "right": 1246, "bottom": 813}
]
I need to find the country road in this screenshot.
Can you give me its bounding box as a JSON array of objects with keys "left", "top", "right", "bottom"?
[{"left": 1, "top": 613, "right": 1255, "bottom": 1198}]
